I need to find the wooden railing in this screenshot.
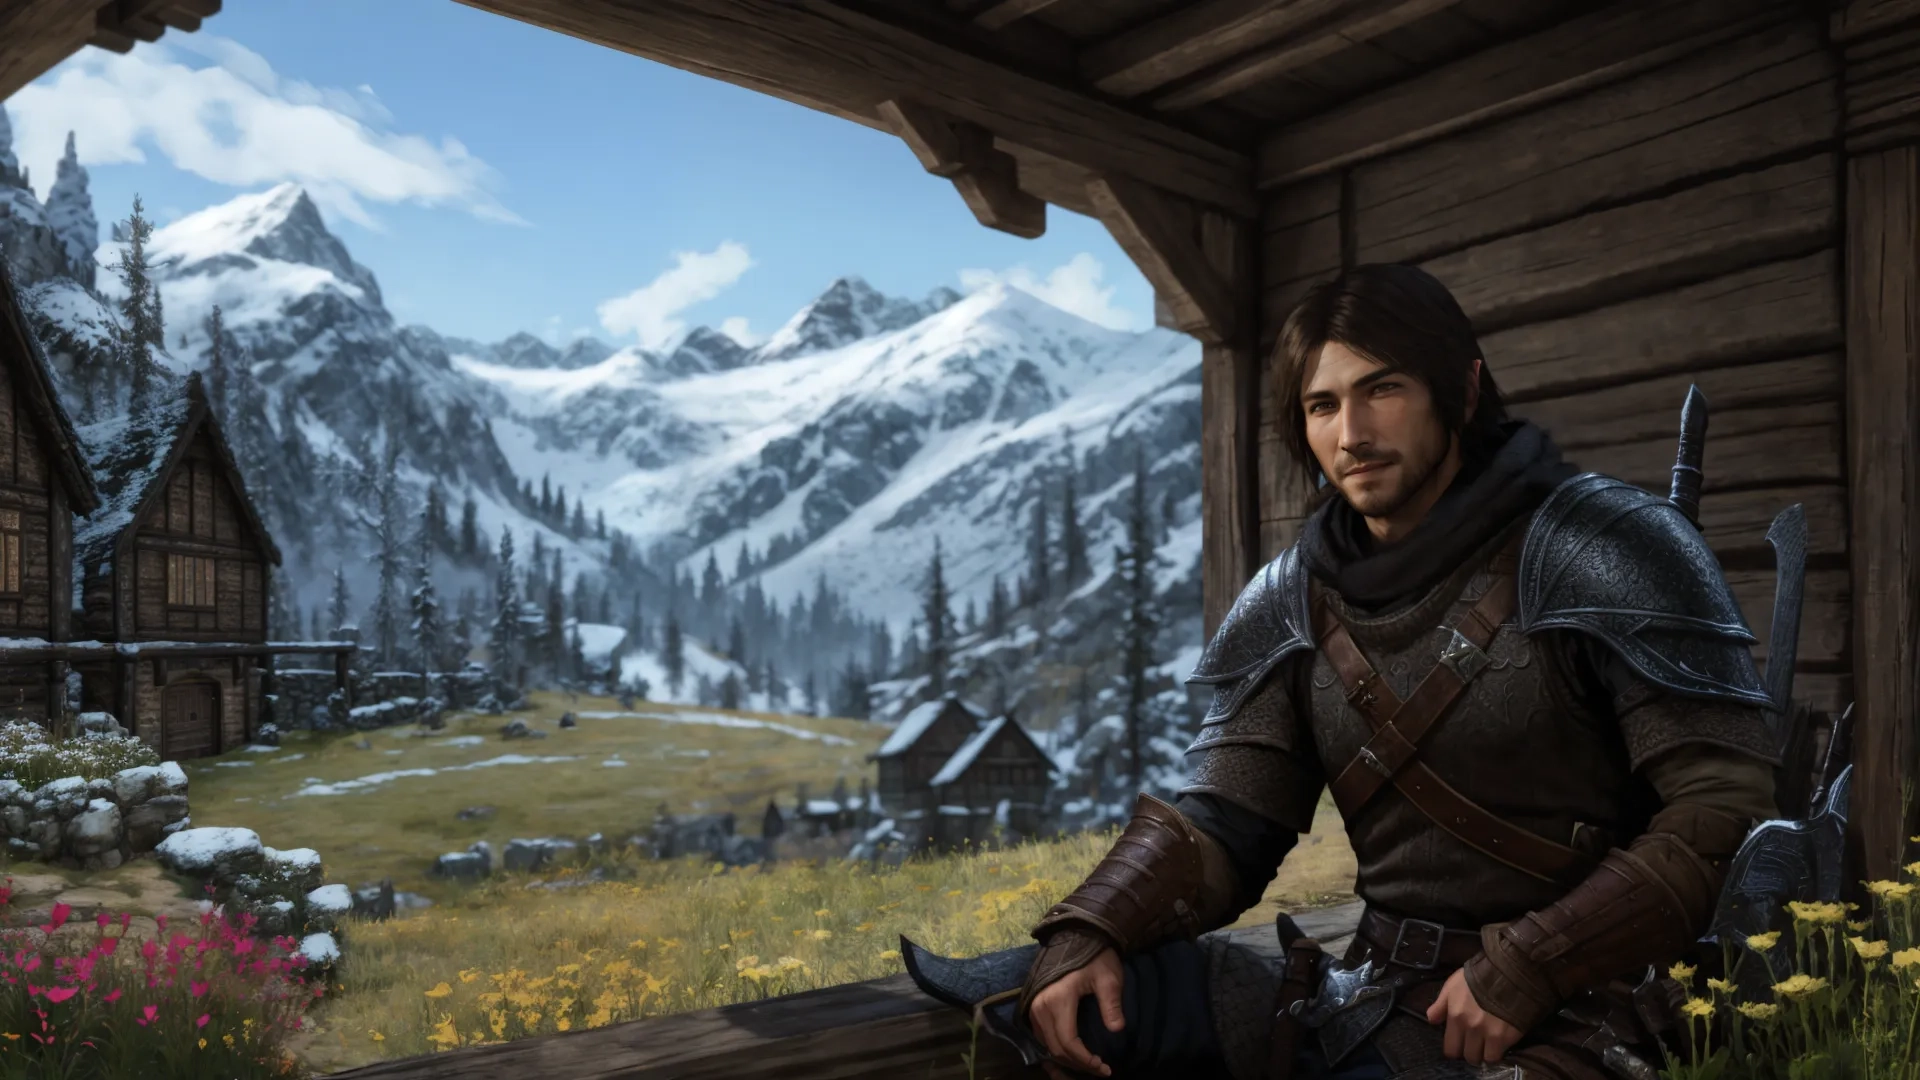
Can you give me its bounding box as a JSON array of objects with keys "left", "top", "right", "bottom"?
[{"left": 322, "top": 901, "right": 1365, "bottom": 1080}]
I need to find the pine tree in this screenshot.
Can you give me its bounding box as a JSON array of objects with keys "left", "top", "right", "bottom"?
[
  {"left": 764, "top": 658, "right": 783, "bottom": 707},
  {"left": 568, "top": 624, "right": 586, "bottom": 682},
  {"left": 369, "top": 461, "right": 405, "bottom": 668},
  {"left": 596, "top": 509, "right": 607, "bottom": 541},
  {"left": 424, "top": 484, "right": 448, "bottom": 552},
  {"left": 989, "top": 573, "right": 1009, "bottom": 638},
  {"left": 1061, "top": 459, "right": 1090, "bottom": 588},
  {"left": 838, "top": 659, "right": 870, "bottom": 720},
  {"left": 596, "top": 589, "right": 612, "bottom": 625},
  {"left": 570, "top": 497, "right": 585, "bottom": 537},
  {"left": 727, "top": 615, "right": 747, "bottom": 671},
  {"left": 204, "top": 305, "right": 229, "bottom": 420},
  {"left": 868, "top": 621, "right": 892, "bottom": 681},
  {"left": 329, "top": 566, "right": 352, "bottom": 635},
  {"left": 802, "top": 670, "right": 818, "bottom": 717},
  {"left": 490, "top": 528, "right": 521, "bottom": 687},
  {"left": 545, "top": 584, "right": 566, "bottom": 679},
  {"left": 628, "top": 593, "right": 646, "bottom": 649},
  {"left": 540, "top": 475, "right": 553, "bottom": 518},
  {"left": 113, "top": 195, "right": 162, "bottom": 414},
  {"left": 1119, "top": 447, "right": 1160, "bottom": 792},
  {"left": 963, "top": 597, "right": 978, "bottom": 635},
  {"left": 1026, "top": 491, "right": 1051, "bottom": 604},
  {"left": 719, "top": 670, "right": 742, "bottom": 710},
  {"left": 701, "top": 549, "right": 723, "bottom": 607},
  {"left": 1159, "top": 488, "right": 1177, "bottom": 545},
  {"left": 922, "top": 538, "right": 951, "bottom": 697},
  {"left": 662, "top": 610, "right": 685, "bottom": 695},
  {"left": 410, "top": 523, "right": 443, "bottom": 678},
  {"left": 733, "top": 540, "right": 750, "bottom": 582}
]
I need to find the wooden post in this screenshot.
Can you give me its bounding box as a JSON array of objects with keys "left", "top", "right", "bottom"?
[
  {"left": 1837, "top": 0, "right": 1920, "bottom": 880},
  {"left": 334, "top": 648, "right": 353, "bottom": 709},
  {"left": 1086, "top": 176, "right": 1258, "bottom": 639}
]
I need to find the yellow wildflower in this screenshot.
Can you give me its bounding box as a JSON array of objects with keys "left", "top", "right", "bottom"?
[
  {"left": 1707, "top": 978, "right": 1735, "bottom": 994},
  {"left": 814, "top": 908, "right": 831, "bottom": 917},
  {"left": 199, "top": 1038, "right": 207, "bottom": 1050},
  {"left": 1737, "top": 1002, "right": 1780, "bottom": 1021},
  {"left": 811, "top": 929, "right": 833, "bottom": 941},
  {"left": 1772, "top": 974, "right": 1828, "bottom": 998},
  {"left": 946, "top": 889, "right": 964, "bottom": 897},
  {"left": 1906, "top": 861, "right": 1920, "bottom": 877},
  {"left": 424, "top": 982, "right": 453, "bottom": 999},
  {"left": 734, "top": 954, "right": 762, "bottom": 974},
  {"left": 458, "top": 969, "right": 480, "bottom": 984},
  {"left": 628, "top": 939, "right": 648, "bottom": 950},
  {"left": 1868, "top": 880, "right": 1916, "bottom": 900},
  {"left": 880, "top": 948, "right": 902, "bottom": 961},
  {"left": 1849, "top": 920, "right": 1870, "bottom": 932},
  {"left": 732, "top": 929, "right": 754, "bottom": 940},
  {"left": 554, "top": 963, "right": 581, "bottom": 976},
  {"left": 428, "top": 1015, "right": 461, "bottom": 1050},
  {"left": 488, "top": 1009, "right": 507, "bottom": 1038},
  {"left": 556, "top": 1017, "right": 572, "bottom": 1032},
  {"left": 223, "top": 1035, "right": 234, "bottom": 1048},
  {"left": 1892, "top": 947, "right": 1920, "bottom": 970},
  {"left": 777, "top": 955, "right": 808, "bottom": 973},
  {"left": 520, "top": 1010, "right": 542, "bottom": 1029},
  {"left": 1850, "top": 937, "right": 1891, "bottom": 961},
  {"left": 916, "top": 885, "right": 931, "bottom": 892},
  {"left": 1787, "top": 901, "right": 1845, "bottom": 924},
  {"left": 718, "top": 943, "right": 731, "bottom": 951},
  {"left": 369, "top": 1031, "right": 385, "bottom": 1042},
  {"left": 1668, "top": 962, "right": 1696, "bottom": 984},
  {"left": 854, "top": 921, "right": 875, "bottom": 932},
  {"left": 1746, "top": 932, "right": 1780, "bottom": 952},
  {"left": 1681, "top": 998, "right": 1713, "bottom": 1019}
]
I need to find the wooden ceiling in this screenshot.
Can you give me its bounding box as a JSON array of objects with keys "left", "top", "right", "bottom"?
[{"left": 0, "top": 0, "right": 222, "bottom": 101}]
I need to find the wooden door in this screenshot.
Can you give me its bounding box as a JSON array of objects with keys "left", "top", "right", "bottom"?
[{"left": 162, "top": 680, "right": 220, "bottom": 760}]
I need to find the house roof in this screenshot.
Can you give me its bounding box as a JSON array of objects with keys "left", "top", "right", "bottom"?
[
  {"left": 73, "top": 371, "right": 281, "bottom": 577},
  {"left": 0, "top": 258, "right": 101, "bottom": 515},
  {"left": 929, "top": 714, "right": 1056, "bottom": 787},
  {"left": 872, "top": 692, "right": 988, "bottom": 759}
]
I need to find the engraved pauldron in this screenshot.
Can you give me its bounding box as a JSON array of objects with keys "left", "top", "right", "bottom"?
[{"left": 1186, "top": 544, "right": 1317, "bottom": 723}]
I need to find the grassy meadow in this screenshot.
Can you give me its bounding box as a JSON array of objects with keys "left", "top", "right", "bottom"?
[{"left": 182, "top": 692, "right": 886, "bottom": 897}]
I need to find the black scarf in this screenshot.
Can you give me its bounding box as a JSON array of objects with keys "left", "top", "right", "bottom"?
[{"left": 1297, "top": 420, "right": 1578, "bottom": 612}]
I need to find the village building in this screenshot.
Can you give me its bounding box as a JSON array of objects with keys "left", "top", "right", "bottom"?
[
  {"left": 870, "top": 691, "right": 1056, "bottom": 850},
  {"left": 68, "top": 371, "right": 280, "bottom": 758},
  {"left": 0, "top": 259, "right": 101, "bottom": 723}
]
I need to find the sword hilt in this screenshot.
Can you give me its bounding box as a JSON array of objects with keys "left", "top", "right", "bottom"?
[{"left": 1668, "top": 385, "right": 1707, "bottom": 526}]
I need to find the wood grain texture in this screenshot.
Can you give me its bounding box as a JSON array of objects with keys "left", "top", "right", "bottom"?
[
  {"left": 1348, "top": 18, "right": 1838, "bottom": 265},
  {"left": 1154, "top": 0, "right": 1466, "bottom": 112},
  {"left": 1841, "top": 21, "right": 1920, "bottom": 151},
  {"left": 1199, "top": 213, "right": 1259, "bottom": 642},
  {"left": 1509, "top": 354, "right": 1844, "bottom": 454},
  {"left": 456, "top": 0, "right": 1255, "bottom": 215},
  {"left": 1832, "top": 0, "right": 1920, "bottom": 42},
  {"left": 1843, "top": 146, "right": 1920, "bottom": 881},
  {"left": 878, "top": 99, "right": 1046, "bottom": 237},
  {"left": 1565, "top": 401, "right": 1843, "bottom": 500},
  {"left": 971, "top": 0, "right": 1070, "bottom": 31},
  {"left": 1078, "top": 0, "right": 1351, "bottom": 98},
  {"left": 1259, "top": 174, "right": 1343, "bottom": 343},
  {"left": 1480, "top": 252, "right": 1842, "bottom": 404},
  {"left": 1424, "top": 155, "right": 1839, "bottom": 334},
  {"left": 1088, "top": 176, "right": 1236, "bottom": 343},
  {"left": 1256, "top": 0, "right": 1790, "bottom": 188},
  {"left": 1727, "top": 567, "right": 1849, "bottom": 670}
]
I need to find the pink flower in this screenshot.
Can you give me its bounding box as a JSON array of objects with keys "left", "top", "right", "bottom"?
[
  {"left": 190, "top": 981, "right": 208, "bottom": 998},
  {"left": 195, "top": 1013, "right": 209, "bottom": 1029},
  {"left": 117, "top": 913, "right": 129, "bottom": 930},
  {"left": 40, "top": 903, "right": 70, "bottom": 934},
  {"left": 44, "top": 987, "right": 76, "bottom": 1004},
  {"left": 21, "top": 955, "right": 41, "bottom": 972},
  {"left": 101, "top": 988, "right": 120, "bottom": 1003},
  {"left": 95, "top": 913, "right": 109, "bottom": 929},
  {"left": 154, "top": 915, "right": 168, "bottom": 933},
  {"left": 136, "top": 1004, "right": 158, "bottom": 1027}
]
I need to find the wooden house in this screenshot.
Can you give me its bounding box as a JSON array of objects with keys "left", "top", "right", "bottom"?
[
  {"left": 925, "top": 715, "right": 1056, "bottom": 846},
  {"left": 71, "top": 372, "right": 281, "bottom": 758},
  {"left": 869, "top": 692, "right": 988, "bottom": 825},
  {"left": 5, "top": 0, "right": 1915, "bottom": 1075},
  {"left": 0, "top": 258, "right": 101, "bottom": 724}
]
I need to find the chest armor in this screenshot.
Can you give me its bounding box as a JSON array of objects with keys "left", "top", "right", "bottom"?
[{"left": 1306, "top": 542, "right": 1636, "bottom": 927}]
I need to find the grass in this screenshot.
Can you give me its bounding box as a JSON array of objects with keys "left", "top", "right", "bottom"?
[
  {"left": 183, "top": 692, "right": 887, "bottom": 898},
  {"left": 292, "top": 792, "right": 1357, "bottom": 1074}
]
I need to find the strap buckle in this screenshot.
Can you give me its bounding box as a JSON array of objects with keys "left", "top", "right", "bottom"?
[
  {"left": 1345, "top": 673, "right": 1379, "bottom": 713},
  {"left": 1389, "top": 917, "right": 1447, "bottom": 970}
]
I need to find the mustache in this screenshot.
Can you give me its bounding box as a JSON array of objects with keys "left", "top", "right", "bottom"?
[{"left": 1338, "top": 449, "right": 1398, "bottom": 475}]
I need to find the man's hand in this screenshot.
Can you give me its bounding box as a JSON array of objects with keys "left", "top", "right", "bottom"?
[
  {"left": 1425, "top": 967, "right": 1522, "bottom": 1064},
  {"left": 1028, "top": 946, "right": 1124, "bottom": 1079}
]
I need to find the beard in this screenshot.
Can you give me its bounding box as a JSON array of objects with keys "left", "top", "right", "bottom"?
[{"left": 1336, "top": 429, "right": 1449, "bottom": 522}]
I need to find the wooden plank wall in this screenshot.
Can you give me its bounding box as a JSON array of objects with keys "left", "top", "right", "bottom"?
[
  {"left": 131, "top": 441, "right": 270, "bottom": 643},
  {"left": 1255, "top": 5, "right": 1849, "bottom": 715}
]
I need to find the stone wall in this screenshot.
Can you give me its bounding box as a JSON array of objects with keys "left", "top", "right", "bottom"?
[
  {"left": 0, "top": 762, "right": 192, "bottom": 870},
  {"left": 273, "top": 666, "right": 490, "bottom": 732}
]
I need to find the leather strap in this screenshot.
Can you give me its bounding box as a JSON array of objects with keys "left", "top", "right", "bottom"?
[
  {"left": 1267, "top": 936, "right": 1323, "bottom": 1080},
  {"left": 1352, "top": 907, "right": 1483, "bottom": 972},
  {"left": 1316, "top": 535, "right": 1596, "bottom": 887}
]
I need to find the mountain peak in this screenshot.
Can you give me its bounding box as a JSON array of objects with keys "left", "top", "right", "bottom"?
[
  {"left": 756, "top": 276, "right": 962, "bottom": 362},
  {"left": 147, "top": 183, "right": 382, "bottom": 305}
]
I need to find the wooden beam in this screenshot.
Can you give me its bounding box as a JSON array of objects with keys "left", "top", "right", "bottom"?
[
  {"left": 1839, "top": 10, "right": 1920, "bottom": 152},
  {"left": 1081, "top": 0, "right": 1356, "bottom": 99},
  {"left": 0, "top": 0, "right": 95, "bottom": 101},
  {"left": 1257, "top": 0, "right": 1791, "bottom": 188},
  {"left": 1843, "top": 144, "right": 1920, "bottom": 883},
  {"left": 878, "top": 99, "right": 1046, "bottom": 238},
  {"left": 1832, "top": 0, "right": 1920, "bottom": 43},
  {"left": 971, "top": 0, "right": 1068, "bottom": 31},
  {"left": 1155, "top": 0, "right": 1465, "bottom": 112},
  {"left": 455, "top": 0, "right": 1256, "bottom": 216},
  {"left": 1086, "top": 176, "right": 1237, "bottom": 343},
  {"left": 90, "top": 0, "right": 171, "bottom": 52}
]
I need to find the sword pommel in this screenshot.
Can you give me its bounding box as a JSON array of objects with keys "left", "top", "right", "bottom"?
[{"left": 1669, "top": 385, "right": 1708, "bottom": 526}]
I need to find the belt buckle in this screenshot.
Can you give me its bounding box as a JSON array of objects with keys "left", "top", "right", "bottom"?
[{"left": 1389, "top": 917, "right": 1446, "bottom": 970}]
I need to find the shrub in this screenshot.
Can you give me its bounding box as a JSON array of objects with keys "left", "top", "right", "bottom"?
[
  {"left": 0, "top": 722, "right": 158, "bottom": 789},
  {"left": 0, "top": 880, "right": 323, "bottom": 1079}
]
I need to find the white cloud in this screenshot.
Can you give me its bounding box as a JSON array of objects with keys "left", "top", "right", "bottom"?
[
  {"left": 718, "top": 316, "right": 764, "bottom": 347},
  {"left": 958, "top": 252, "right": 1146, "bottom": 331},
  {"left": 8, "top": 36, "right": 514, "bottom": 229},
  {"left": 597, "top": 241, "right": 754, "bottom": 350}
]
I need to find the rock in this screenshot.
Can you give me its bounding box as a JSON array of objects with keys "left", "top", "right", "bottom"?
[
  {"left": 0, "top": 780, "right": 24, "bottom": 807},
  {"left": 499, "top": 719, "right": 532, "bottom": 740},
  {"left": 77, "top": 712, "right": 127, "bottom": 738},
  {"left": 6, "top": 838, "right": 39, "bottom": 860},
  {"left": 66, "top": 798, "right": 121, "bottom": 858},
  {"left": 0, "top": 806, "right": 25, "bottom": 838},
  {"left": 394, "top": 891, "right": 434, "bottom": 910},
  {"left": 84, "top": 778, "right": 114, "bottom": 804},
  {"left": 558, "top": 712, "right": 577, "bottom": 729},
  {"left": 27, "top": 818, "right": 61, "bottom": 857},
  {"left": 351, "top": 880, "right": 396, "bottom": 921},
  {"left": 455, "top": 806, "right": 495, "bottom": 821},
  {"left": 502, "top": 838, "right": 547, "bottom": 873},
  {"left": 469, "top": 839, "right": 493, "bottom": 865},
  {"left": 84, "top": 849, "right": 123, "bottom": 871},
  {"left": 255, "top": 899, "right": 295, "bottom": 936},
  {"left": 432, "top": 851, "right": 489, "bottom": 881},
  {"left": 352, "top": 737, "right": 372, "bottom": 750},
  {"left": 111, "top": 765, "right": 164, "bottom": 806},
  {"left": 267, "top": 847, "right": 325, "bottom": 894},
  {"left": 254, "top": 723, "right": 282, "bottom": 747},
  {"left": 305, "top": 883, "right": 352, "bottom": 931},
  {"left": 155, "top": 826, "right": 265, "bottom": 883},
  {"left": 296, "top": 931, "right": 339, "bottom": 968},
  {"left": 156, "top": 762, "right": 188, "bottom": 798},
  {"left": 124, "top": 796, "right": 189, "bottom": 852}
]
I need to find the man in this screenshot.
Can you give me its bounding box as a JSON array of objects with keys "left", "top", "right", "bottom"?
[{"left": 1018, "top": 264, "right": 1779, "bottom": 1080}]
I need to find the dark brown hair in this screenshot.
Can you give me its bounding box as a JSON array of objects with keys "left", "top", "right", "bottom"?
[{"left": 1272, "top": 263, "right": 1508, "bottom": 488}]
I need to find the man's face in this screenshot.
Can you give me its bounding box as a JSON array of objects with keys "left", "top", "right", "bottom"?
[{"left": 1300, "top": 341, "right": 1454, "bottom": 522}]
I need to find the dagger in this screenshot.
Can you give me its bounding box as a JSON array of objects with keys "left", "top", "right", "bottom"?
[
  {"left": 1667, "top": 385, "right": 1707, "bottom": 526},
  {"left": 1763, "top": 502, "right": 1808, "bottom": 723}
]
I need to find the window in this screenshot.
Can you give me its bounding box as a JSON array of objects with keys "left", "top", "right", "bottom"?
[
  {"left": 0, "top": 510, "right": 19, "bottom": 595},
  {"left": 167, "top": 554, "right": 216, "bottom": 608}
]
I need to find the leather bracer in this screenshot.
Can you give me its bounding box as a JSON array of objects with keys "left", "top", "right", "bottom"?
[
  {"left": 1019, "top": 794, "right": 1228, "bottom": 1018},
  {"left": 1464, "top": 801, "right": 1749, "bottom": 1032}
]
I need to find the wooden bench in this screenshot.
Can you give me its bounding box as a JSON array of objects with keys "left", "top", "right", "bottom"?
[{"left": 323, "top": 901, "right": 1364, "bottom": 1079}]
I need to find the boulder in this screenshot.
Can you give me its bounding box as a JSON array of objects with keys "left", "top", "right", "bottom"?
[
  {"left": 155, "top": 827, "right": 265, "bottom": 884},
  {"left": 266, "top": 847, "right": 324, "bottom": 895},
  {"left": 305, "top": 884, "right": 352, "bottom": 932},
  {"left": 156, "top": 762, "right": 188, "bottom": 798},
  {"left": 558, "top": 712, "right": 577, "bottom": 729},
  {"left": 66, "top": 799, "right": 121, "bottom": 858},
  {"left": 111, "top": 765, "right": 165, "bottom": 806},
  {"left": 296, "top": 931, "right": 339, "bottom": 968},
  {"left": 124, "top": 796, "right": 189, "bottom": 852},
  {"left": 76, "top": 712, "right": 127, "bottom": 738},
  {"left": 499, "top": 719, "right": 532, "bottom": 740},
  {"left": 351, "top": 880, "right": 396, "bottom": 921},
  {"left": 502, "top": 838, "right": 547, "bottom": 873},
  {"left": 455, "top": 806, "right": 495, "bottom": 821},
  {"left": 254, "top": 723, "right": 282, "bottom": 747},
  {"left": 432, "top": 851, "right": 489, "bottom": 881}
]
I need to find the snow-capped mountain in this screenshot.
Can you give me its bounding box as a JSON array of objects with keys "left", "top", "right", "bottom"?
[{"left": 0, "top": 104, "right": 1207, "bottom": 736}]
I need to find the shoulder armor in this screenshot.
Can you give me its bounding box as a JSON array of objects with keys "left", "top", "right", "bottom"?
[
  {"left": 1517, "top": 473, "right": 1770, "bottom": 707},
  {"left": 1185, "top": 543, "right": 1316, "bottom": 721}
]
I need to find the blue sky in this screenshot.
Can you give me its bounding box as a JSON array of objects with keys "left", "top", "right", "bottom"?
[{"left": 2, "top": 0, "right": 1153, "bottom": 349}]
